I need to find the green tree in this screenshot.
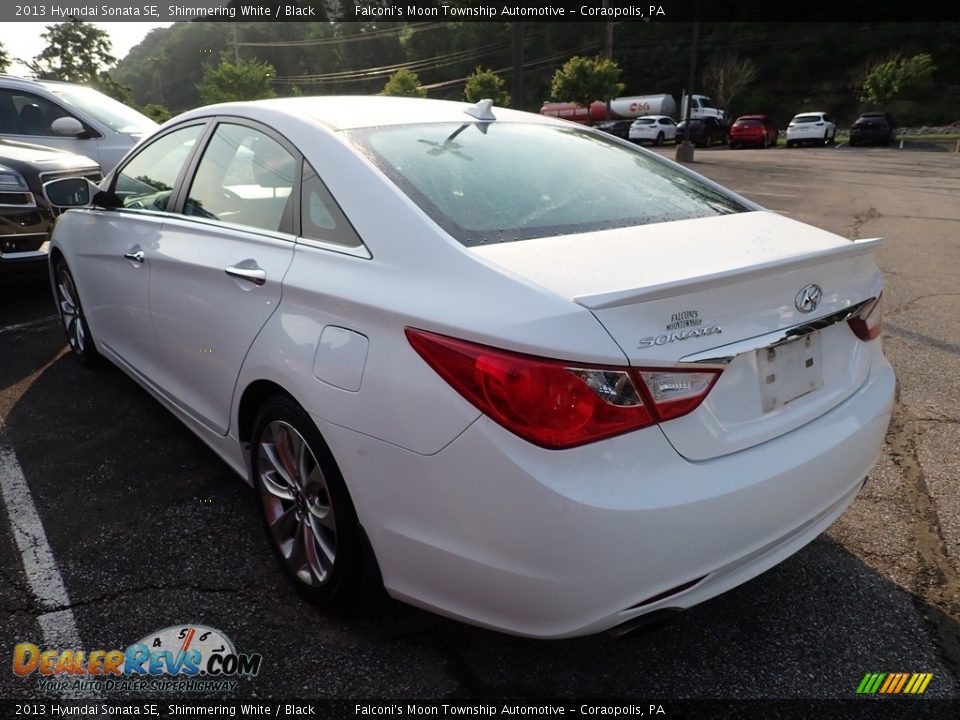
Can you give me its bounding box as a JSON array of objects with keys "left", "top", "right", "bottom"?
[
  {"left": 464, "top": 67, "right": 510, "bottom": 106},
  {"left": 93, "top": 72, "right": 133, "bottom": 104},
  {"left": 28, "top": 20, "right": 116, "bottom": 83},
  {"left": 861, "top": 53, "right": 936, "bottom": 108},
  {"left": 139, "top": 103, "right": 172, "bottom": 123},
  {"left": 382, "top": 69, "right": 427, "bottom": 98},
  {"left": 549, "top": 56, "right": 624, "bottom": 109},
  {"left": 197, "top": 58, "right": 277, "bottom": 104},
  {"left": 0, "top": 42, "right": 10, "bottom": 73}
]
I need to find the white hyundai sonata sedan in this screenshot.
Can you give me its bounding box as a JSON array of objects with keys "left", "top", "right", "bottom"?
[{"left": 43, "top": 96, "right": 894, "bottom": 639}]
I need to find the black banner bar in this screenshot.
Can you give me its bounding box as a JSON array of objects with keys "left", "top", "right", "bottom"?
[
  {"left": 1, "top": 699, "right": 959, "bottom": 720},
  {"left": 2, "top": 1, "right": 959, "bottom": 23}
]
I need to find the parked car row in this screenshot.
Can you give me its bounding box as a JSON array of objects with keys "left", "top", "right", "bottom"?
[{"left": 600, "top": 109, "right": 897, "bottom": 150}]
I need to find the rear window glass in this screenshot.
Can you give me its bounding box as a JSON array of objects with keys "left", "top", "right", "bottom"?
[
  {"left": 347, "top": 122, "right": 747, "bottom": 246},
  {"left": 793, "top": 115, "right": 821, "bottom": 123},
  {"left": 633, "top": 119, "right": 656, "bottom": 125},
  {"left": 735, "top": 119, "right": 762, "bottom": 126}
]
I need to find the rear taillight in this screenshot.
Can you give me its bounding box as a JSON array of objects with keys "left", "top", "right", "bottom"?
[
  {"left": 406, "top": 329, "right": 721, "bottom": 449},
  {"left": 848, "top": 294, "right": 883, "bottom": 341}
]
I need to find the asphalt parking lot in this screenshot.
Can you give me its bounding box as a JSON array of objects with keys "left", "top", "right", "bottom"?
[{"left": 1, "top": 144, "right": 958, "bottom": 705}]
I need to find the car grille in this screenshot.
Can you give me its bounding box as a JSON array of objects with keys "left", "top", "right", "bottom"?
[{"left": 0, "top": 191, "right": 36, "bottom": 207}]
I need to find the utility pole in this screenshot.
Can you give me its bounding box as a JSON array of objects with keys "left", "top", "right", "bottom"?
[
  {"left": 231, "top": 24, "right": 240, "bottom": 64},
  {"left": 604, "top": 0, "right": 613, "bottom": 59},
  {"left": 511, "top": 22, "right": 524, "bottom": 109},
  {"left": 676, "top": 15, "right": 700, "bottom": 163}
]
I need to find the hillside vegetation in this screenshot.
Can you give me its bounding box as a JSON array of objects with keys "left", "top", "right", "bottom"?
[{"left": 112, "top": 21, "right": 960, "bottom": 126}]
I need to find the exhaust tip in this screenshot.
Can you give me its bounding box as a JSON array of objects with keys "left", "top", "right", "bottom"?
[{"left": 607, "top": 608, "right": 682, "bottom": 639}]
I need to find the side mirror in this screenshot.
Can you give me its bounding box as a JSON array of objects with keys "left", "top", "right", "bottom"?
[
  {"left": 43, "top": 177, "right": 100, "bottom": 208},
  {"left": 50, "top": 117, "right": 86, "bottom": 137}
]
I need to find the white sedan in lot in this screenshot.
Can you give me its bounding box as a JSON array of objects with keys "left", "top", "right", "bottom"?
[
  {"left": 44, "top": 96, "right": 894, "bottom": 639},
  {"left": 628, "top": 115, "right": 678, "bottom": 145}
]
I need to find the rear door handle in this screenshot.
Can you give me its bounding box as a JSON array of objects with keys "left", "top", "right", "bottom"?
[
  {"left": 225, "top": 265, "right": 266, "bottom": 286},
  {"left": 123, "top": 251, "right": 144, "bottom": 264}
]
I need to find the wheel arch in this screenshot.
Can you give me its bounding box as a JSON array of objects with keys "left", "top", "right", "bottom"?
[{"left": 236, "top": 378, "right": 297, "bottom": 446}]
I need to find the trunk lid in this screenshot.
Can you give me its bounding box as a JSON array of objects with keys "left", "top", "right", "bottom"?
[{"left": 472, "top": 211, "right": 882, "bottom": 460}]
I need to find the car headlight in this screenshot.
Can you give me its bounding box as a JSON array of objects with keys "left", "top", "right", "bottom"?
[{"left": 0, "top": 169, "right": 30, "bottom": 191}]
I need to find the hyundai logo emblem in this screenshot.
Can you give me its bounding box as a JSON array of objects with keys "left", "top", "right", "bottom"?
[{"left": 795, "top": 284, "right": 823, "bottom": 313}]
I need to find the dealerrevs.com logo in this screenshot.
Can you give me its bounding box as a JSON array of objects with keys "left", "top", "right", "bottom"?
[{"left": 13, "top": 624, "right": 262, "bottom": 693}]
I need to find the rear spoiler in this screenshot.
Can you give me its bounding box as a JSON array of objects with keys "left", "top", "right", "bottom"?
[{"left": 574, "top": 237, "right": 883, "bottom": 310}]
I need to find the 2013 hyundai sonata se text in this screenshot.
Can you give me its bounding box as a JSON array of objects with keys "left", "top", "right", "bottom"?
[{"left": 43, "top": 97, "right": 895, "bottom": 638}]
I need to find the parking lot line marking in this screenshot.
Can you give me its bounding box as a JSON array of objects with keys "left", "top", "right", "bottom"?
[
  {"left": 0, "top": 314, "right": 59, "bottom": 336},
  {"left": 0, "top": 419, "right": 98, "bottom": 701}
]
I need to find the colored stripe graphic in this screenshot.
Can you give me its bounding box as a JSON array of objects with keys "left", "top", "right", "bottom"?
[{"left": 857, "top": 672, "right": 933, "bottom": 694}]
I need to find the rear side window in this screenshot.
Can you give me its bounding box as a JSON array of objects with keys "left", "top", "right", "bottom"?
[
  {"left": 348, "top": 122, "right": 746, "bottom": 246},
  {"left": 183, "top": 123, "right": 296, "bottom": 234},
  {"left": 300, "top": 161, "right": 363, "bottom": 248}
]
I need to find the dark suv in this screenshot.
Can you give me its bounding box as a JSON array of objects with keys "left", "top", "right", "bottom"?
[
  {"left": 676, "top": 117, "right": 728, "bottom": 147},
  {"left": 849, "top": 112, "right": 896, "bottom": 146},
  {"left": 1, "top": 139, "right": 101, "bottom": 278}
]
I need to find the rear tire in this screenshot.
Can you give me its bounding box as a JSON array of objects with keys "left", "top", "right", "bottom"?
[
  {"left": 654, "top": 132, "right": 664, "bottom": 147},
  {"left": 252, "top": 395, "right": 363, "bottom": 607},
  {"left": 53, "top": 258, "right": 100, "bottom": 366}
]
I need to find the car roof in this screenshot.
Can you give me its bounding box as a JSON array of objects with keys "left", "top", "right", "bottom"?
[
  {"left": 174, "top": 96, "right": 560, "bottom": 132},
  {"left": 858, "top": 112, "right": 888, "bottom": 117},
  {"left": 735, "top": 114, "right": 768, "bottom": 120},
  {"left": 793, "top": 111, "right": 827, "bottom": 117},
  {"left": 634, "top": 115, "right": 671, "bottom": 120}
]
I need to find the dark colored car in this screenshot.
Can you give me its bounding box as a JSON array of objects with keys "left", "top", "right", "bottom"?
[
  {"left": 849, "top": 112, "right": 896, "bottom": 147},
  {"left": 729, "top": 115, "right": 779, "bottom": 149},
  {"left": 595, "top": 119, "right": 633, "bottom": 140},
  {"left": 676, "top": 117, "right": 728, "bottom": 147},
  {"left": 0, "top": 139, "right": 100, "bottom": 277}
]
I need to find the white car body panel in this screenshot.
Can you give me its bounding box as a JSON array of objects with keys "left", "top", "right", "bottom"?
[
  {"left": 627, "top": 115, "right": 677, "bottom": 143},
  {"left": 786, "top": 112, "right": 837, "bottom": 143},
  {"left": 48, "top": 96, "right": 895, "bottom": 638}
]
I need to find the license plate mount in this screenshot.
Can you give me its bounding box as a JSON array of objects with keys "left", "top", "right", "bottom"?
[{"left": 757, "top": 331, "right": 823, "bottom": 412}]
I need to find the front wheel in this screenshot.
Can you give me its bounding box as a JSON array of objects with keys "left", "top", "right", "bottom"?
[
  {"left": 252, "top": 396, "right": 363, "bottom": 606},
  {"left": 53, "top": 258, "right": 100, "bottom": 366}
]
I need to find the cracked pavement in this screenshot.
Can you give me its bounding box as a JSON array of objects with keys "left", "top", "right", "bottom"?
[{"left": 1, "top": 143, "right": 958, "bottom": 702}]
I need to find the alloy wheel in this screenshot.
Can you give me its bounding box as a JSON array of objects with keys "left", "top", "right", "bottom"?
[
  {"left": 56, "top": 267, "right": 86, "bottom": 354},
  {"left": 257, "top": 420, "right": 337, "bottom": 588}
]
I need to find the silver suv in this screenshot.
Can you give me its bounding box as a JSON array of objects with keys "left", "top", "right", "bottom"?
[{"left": 0, "top": 75, "right": 157, "bottom": 173}]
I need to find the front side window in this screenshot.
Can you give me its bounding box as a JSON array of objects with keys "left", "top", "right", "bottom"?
[
  {"left": 348, "top": 122, "right": 746, "bottom": 247},
  {"left": 0, "top": 89, "right": 79, "bottom": 137},
  {"left": 114, "top": 123, "right": 204, "bottom": 211},
  {"left": 183, "top": 123, "right": 296, "bottom": 234}
]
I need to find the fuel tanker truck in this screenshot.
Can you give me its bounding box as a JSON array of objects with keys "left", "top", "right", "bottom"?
[{"left": 539, "top": 94, "right": 723, "bottom": 123}]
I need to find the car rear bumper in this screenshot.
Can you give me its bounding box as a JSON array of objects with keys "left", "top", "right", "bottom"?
[{"left": 315, "top": 353, "right": 895, "bottom": 638}]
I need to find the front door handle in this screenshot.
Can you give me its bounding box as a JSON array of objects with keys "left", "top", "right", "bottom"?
[
  {"left": 225, "top": 265, "right": 266, "bottom": 286},
  {"left": 123, "top": 250, "right": 145, "bottom": 264}
]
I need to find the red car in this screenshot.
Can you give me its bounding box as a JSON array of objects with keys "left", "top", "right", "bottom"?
[{"left": 729, "top": 115, "right": 779, "bottom": 149}]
